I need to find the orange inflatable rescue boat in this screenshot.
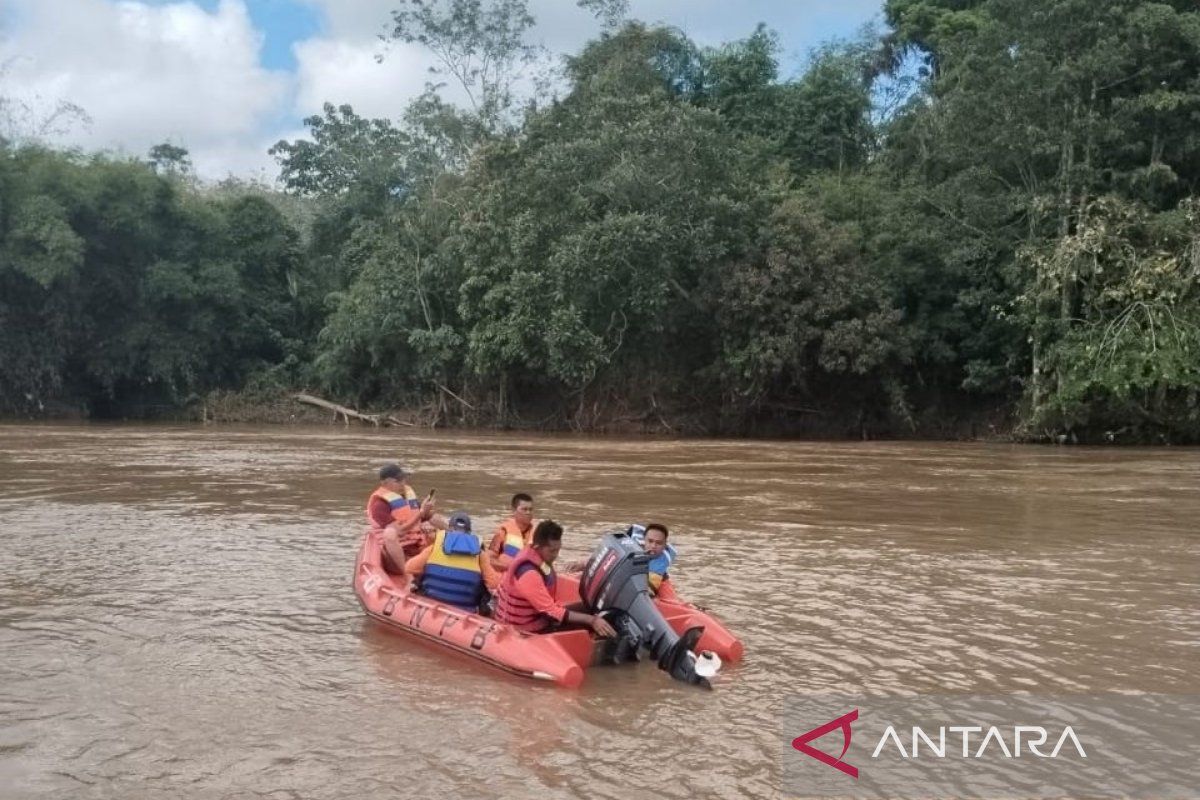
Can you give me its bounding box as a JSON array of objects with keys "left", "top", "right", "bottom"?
[{"left": 353, "top": 528, "right": 742, "bottom": 687}]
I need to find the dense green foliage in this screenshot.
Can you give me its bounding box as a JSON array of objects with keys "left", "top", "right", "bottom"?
[
  {"left": 0, "top": 147, "right": 320, "bottom": 415},
  {"left": 2, "top": 0, "right": 1198, "bottom": 440}
]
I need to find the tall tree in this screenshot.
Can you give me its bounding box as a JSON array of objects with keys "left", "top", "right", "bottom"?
[
  {"left": 147, "top": 143, "right": 192, "bottom": 177},
  {"left": 883, "top": 0, "right": 1200, "bottom": 436},
  {"left": 383, "top": 0, "right": 540, "bottom": 131}
]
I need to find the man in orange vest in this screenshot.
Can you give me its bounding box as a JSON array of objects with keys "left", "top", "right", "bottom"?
[
  {"left": 367, "top": 463, "right": 437, "bottom": 574},
  {"left": 494, "top": 520, "right": 617, "bottom": 637},
  {"left": 487, "top": 492, "right": 536, "bottom": 572}
]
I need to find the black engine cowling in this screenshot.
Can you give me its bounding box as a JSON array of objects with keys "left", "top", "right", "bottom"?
[{"left": 578, "top": 531, "right": 710, "bottom": 688}]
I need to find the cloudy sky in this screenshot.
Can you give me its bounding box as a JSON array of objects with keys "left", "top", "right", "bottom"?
[{"left": 0, "top": 0, "right": 884, "bottom": 181}]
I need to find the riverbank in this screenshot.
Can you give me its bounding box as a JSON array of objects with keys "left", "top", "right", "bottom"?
[
  {"left": 11, "top": 387, "right": 1189, "bottom": 444},
  {"left": 193, "top": 388, "right": 1019, "bottom": 442},
  {"left": 8, "top": 388, "right": 1172, "bottom": 444},
  {"left": 14, "top": 388, "right": 1191, "bottom": 444}
]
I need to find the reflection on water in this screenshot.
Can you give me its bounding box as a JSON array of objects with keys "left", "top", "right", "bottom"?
[{"left": 1, "top": 423, "right": 1198, "bottom": 799}]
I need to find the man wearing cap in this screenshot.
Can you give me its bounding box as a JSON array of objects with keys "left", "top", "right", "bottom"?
[
  {"left": 404, "top": 511, "right": 500, "bottom": 613},
  {"left": 367, "top": 463, "right": 436, "bottom": 574}
]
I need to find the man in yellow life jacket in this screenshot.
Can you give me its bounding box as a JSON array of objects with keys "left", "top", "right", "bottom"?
[
  {"left": 405, "top": 511, "right": 499, "bottom": 613},
  {"left": 366, "top": 463, "right": 436, "bottom": 574},
  {"left": 487, "top": 492, "right": 536, "bottom": 572}
]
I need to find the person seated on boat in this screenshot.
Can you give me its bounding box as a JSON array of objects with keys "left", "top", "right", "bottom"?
[
  {"left": 487, "top": 492, "right": 536, "bottom": 572},
  {"left": 405, "top": 511, "right": 500, "bottom": 613},
  {"left": 631, "top": 523, "right": 680, "bottom": 602},
  {"left": 494, "top": 520, "right": 617, "bottom": 637},
  {"left": 367, "top": 463, "right": 436, "bottom": 574}
]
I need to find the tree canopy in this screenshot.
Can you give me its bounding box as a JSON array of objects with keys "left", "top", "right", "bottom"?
[{"left": 4, "top": 0, "right": 1198, "bottom": 441}]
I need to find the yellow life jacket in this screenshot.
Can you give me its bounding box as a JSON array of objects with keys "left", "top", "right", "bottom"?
[{"left": 420, "top": 530, "right": 484, "bottom": 611}]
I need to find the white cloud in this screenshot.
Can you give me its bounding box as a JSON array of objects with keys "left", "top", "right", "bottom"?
[
  {"left": 190, "top": 131, "right": 292, "bottom": 182},
  {"left": 297, "top": 0, "right": 598, "bottom": 46},
  {"left": 292, "top": 36, "right": 439, "bottom": 122},
  {"left": 0, "top": 0, "right": 289, "bottom": 179},
  {"left": 290, "top": 0, "right": 581, "bottom": 124},
  {"left": 0, "top": 0, "right": 885, "bottom": 180},
  {"left": 297, "top": 0, "right": 394, "bottom": 43}
]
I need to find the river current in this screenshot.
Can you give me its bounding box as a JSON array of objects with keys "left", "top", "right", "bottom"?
[{"left": 1, "top": 424, "right": 1197, "bottom": 799}]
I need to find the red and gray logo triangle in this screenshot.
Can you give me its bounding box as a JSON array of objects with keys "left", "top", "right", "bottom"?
[{"left": 791, "top": 709, "right": 859, "bottom": 779}]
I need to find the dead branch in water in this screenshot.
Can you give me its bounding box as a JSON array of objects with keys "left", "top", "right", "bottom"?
[
  {"left": 294, "top": 393, "right": 389, "bottom": 426},
  {"left": 434, "top": 381, "right": 475, "bottom": 411}
]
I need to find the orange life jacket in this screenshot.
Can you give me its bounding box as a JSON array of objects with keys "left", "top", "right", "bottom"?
[
  {"left": 495, "top": 546, "right": 557, "bottom": 632},
  {"left": 495, "top": 517, "right": 532, "bottom": 558},
  {"left": 367, "top": 486, "right": 419, "bottom": 529}
]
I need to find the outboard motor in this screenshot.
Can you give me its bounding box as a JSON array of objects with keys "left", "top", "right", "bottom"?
[{"left": 579, "top": 531, "right": 713, "bottom": 688}]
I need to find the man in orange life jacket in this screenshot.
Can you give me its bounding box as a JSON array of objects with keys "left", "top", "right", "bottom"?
[
  {"left": 487, "top": 492, "right": 536, "bottom": 572},
  {"left": 494, "top": 520, "right": 617, "bottom": 637},
  {"left": 405, "top": 511, "right": 500, "bottom": 612},
  {"left": 367, "top": 463, "right": 436, "bottom": 574}
]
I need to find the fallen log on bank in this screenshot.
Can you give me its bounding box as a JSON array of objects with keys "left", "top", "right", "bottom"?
[{"left": 294, "top": 393, "right": 414, "bottom": 426}]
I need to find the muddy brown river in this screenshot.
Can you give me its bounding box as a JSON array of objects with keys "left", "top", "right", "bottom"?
[{"left": 1, "top": 424, "right": 1197, "bottom": 799}]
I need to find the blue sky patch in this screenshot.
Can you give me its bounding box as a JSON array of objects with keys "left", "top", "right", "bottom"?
[
  {"left": 244, "top": 0, "right": 323, "bottom": 71},
  {"left": 137, "top": 0, "right": 323, "bottom": 71}
]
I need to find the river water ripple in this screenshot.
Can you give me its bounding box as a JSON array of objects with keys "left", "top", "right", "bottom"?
[{"left": 1, "top": 424, "right": 1197, "bottom": 799}]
